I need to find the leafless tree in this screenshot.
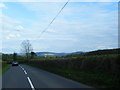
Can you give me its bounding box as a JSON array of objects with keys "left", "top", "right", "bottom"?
[{"left": 21, "top": 40, "right": 33, "bottom": 60}]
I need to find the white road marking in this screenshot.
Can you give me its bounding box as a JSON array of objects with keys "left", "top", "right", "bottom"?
[
  {"left": 22, "top": 68, "right": 24, "bottom": 71},
  {"left": 19, "top": 65, "right": 22, "bottom": 68},
  {"left": 19, "top": 65, "right": 26, "bottom": 74},
  {"left": 24, "top": 70, "right": 27, "bottom": 74},
  {"left": 19, "top": 65, "right": 25, "bottom": 71},
  {"left": 27, "top": 77, "right": 35, "bottom": 90},
  {"left": 19, "top": 65, "right": 35, "bottom": 89},
  {"left": 19, "top": 65, "right": 23, "bottom": 69}
]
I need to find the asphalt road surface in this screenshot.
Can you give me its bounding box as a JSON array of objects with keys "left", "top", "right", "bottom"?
[{"left": 2, "top": 64, "right": 93, "bottom": 89}]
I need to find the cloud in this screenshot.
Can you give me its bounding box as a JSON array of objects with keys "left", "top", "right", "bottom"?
[
  {"left": 7, "top": 34, "right": 16, "bottom": 39},
  {"left": 0, "top": 3, "right": 6, "bottom": 8},
  {"left": 15, "top": 25, "right": 24, "bottom": 31},
  {"left": 7, "top": 33, "right": 20, "bottom": 39},
  {"left": 1, "top": 14, "right": 21, "bottom": 33},
  {"left": 2, "top": 14, "right": 21, "bottom": 24},
  {"left": 96, "top": 46, "right": 113, "bottom": 49},
  {"left": 21, "top": 2, "right": 65, "bottom": 19},
  {"left": 1, "top": 2, "right": 118, "bottom": 53},
  {"left": 18, "top": 2, "right": 118, "bottom": 46}
]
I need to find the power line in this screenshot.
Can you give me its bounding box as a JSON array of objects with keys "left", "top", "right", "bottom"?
[
  {"left": 27, "top": 0, "right": 70, "bottom": 52},
  {"left": 12, "top": 1, "right": 70, "bottom": 53},
  {"left": 38, "top": 0, "right": 70, "bottom": 39}
]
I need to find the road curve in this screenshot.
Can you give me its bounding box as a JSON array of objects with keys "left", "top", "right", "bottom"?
[{"left": 2, "top": 64, "right": 93, "bottom": 89}]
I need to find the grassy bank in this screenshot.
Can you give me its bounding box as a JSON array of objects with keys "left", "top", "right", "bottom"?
[
  {"left": 25, "top": 63, "right": 119, "bottom": 88},
  {"left": 2, "top": 64, "right": 10, "bottom": 74},
  {"left": 0, "top": 62, "right": 10, "bottom": 75}
]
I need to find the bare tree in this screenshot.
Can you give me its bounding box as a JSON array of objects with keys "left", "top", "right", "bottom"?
[{"left": 21, "top": 40, "right": 33, "bottom": 60}]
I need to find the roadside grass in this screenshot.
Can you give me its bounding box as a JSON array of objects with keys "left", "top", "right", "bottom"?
[
  {"left": 2, "top": 64, "right": 10, "bottom": 74},
  {"left": 0, "top": 64, "right": 1, "bottom": 75},
  {"left": 25, "top": 63, "right": 119, "bottom": 88},
  {"left": 0, "top": 63, "right": 10, "bottom": 75}
]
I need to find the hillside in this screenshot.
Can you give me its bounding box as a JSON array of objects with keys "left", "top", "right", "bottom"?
[
  {"left": 67, "top": 48, "right": 120, "bottom": 57},
  {"left": 36, "top": 51, "right": 83, "bottom": 56}
]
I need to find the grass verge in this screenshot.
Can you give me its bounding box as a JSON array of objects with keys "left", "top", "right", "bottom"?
[
  {"left": 25, "top": 63, "right": 119, "bottom": 88},
  {"left": 0, "top": 64, "right": 10, "bottom": 75}
]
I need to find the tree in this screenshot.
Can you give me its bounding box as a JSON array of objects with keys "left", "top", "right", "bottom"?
[
  {"left": 21, "top": 40, "right": 33, "bottom": 60},
  {"left": 31, "top": 52, "right": 36, "bottom": 59},
  {"left": 13, "top": 52, "right": 17, "bottom": 61}
]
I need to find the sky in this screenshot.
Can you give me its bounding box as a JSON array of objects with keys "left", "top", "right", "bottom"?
[{"left": 0, "top": 0, "right": 119, "bottom": 53}]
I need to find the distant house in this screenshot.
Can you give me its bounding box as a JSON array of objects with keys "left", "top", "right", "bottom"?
[{"left": 44, "top": 54, "right": 56, "bottom": 57}]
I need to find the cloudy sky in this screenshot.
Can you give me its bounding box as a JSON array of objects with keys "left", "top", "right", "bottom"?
[{"left": 0, "top": 0, "right": 119, "bottom": 53}]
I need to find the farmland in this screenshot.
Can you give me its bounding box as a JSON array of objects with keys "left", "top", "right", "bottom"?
[{"left": 2, "top": 48, "right": 120, "bottom": 88}]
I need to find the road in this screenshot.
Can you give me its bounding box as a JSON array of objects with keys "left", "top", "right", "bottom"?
[{"left": 2, "top": 64, "right": 93, "bottom": 89}]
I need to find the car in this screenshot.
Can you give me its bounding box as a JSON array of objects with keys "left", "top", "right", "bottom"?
[{"left": 12, "top": 61, "right": 19, "bottom": 66}]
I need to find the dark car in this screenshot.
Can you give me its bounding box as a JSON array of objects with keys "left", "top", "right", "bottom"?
[{"left": 12, "top": 61, "right": 19, "bottom": 66}]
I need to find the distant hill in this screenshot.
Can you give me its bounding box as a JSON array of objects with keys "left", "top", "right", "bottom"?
[
  {"left": 67, "top": 48, "right": 120, "bottom": 57},
  {"left": 83, "top": 48, "right": 119, "bottom": 56},
  {"left": 70, "top": 51, "right": 84, "bottom": 55},
  {"left": 36, "top": 51, "right": 84, "bottom": 56}
]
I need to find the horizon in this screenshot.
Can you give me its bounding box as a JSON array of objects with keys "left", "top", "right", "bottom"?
[
  {"left": 0, "top": 1, "right": 118, "bottom": 54},
  {"left": 1, "top": 47, "right": 119, "bottom": 54}
]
